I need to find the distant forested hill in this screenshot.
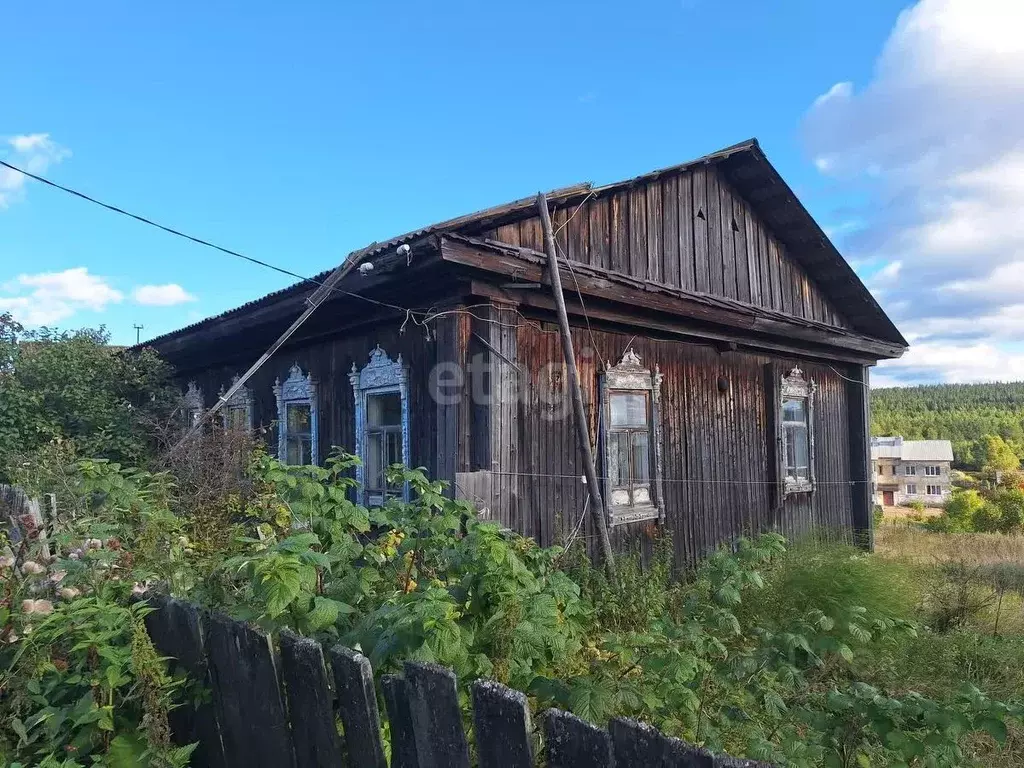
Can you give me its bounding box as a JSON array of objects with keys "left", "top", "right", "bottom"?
[{"left": 871, "top": 382, "right": 1024, "bottom": 468}]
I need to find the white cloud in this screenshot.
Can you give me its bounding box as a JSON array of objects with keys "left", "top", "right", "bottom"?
[
  {"left": 0, "top": 267, "right": 123, "bottom": 326},
  {"left": 803, "top": 0, "right": 1024, "bottom": 383},
  {"left": 0, "top": 133, "right": 71, "bottom": 208},
  {"left": 132, "top": 283, "right": 196, "bottom": 307}
]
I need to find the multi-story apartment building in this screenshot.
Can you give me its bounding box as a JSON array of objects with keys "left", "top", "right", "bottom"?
[{"left": 871, "top": 436, "right": 953, "bottom": 506}]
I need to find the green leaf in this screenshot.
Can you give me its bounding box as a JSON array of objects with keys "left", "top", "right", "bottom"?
[
  {"left": 305, "top": 596, "right": 353, "bottom": 632},
  {"left": 107, "top": 732, "right": 148, "bottom": 768},
  {"left": 981, "top": 716, "right": 1008, "bottom": 744}
]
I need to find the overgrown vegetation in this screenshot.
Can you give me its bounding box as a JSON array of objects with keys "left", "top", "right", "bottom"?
[
  {"left": 2, "top": 327, "right": 1022, "bottom": 766},
  {"left": 5, "top": 447, "right": 1022, "bottom": 766}
]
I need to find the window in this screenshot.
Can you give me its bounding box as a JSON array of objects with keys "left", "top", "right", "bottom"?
[
  {"left": 778, "top": 367, "right": 815, "bottom": 495},
  {"left": 608, "top": 392, "right": 652, "bottom": 507},
  {"left": 274, "top": 364, "right": 319, "bottom": 466},
  {"left": 219, "top": 375, "right": 253, "bottom": 432},
  {"left": 907, "top": 484, "right": 917, "bottom": 495},
  {"left": 350, "top": 347, "right": 410, "bottom": 505},
  {"left": 183, "top": 382, "right": 204, "bottom": 427},
  {"left": 600, "top": 349, "right": 665, "bottom": 526},
  {"left": 878, "top": 464, "right": 884, "bottom": 475},
  {"left": 905, "top": 465, "right": 917, "bottom": 475},
  {"left": 927, "top": 485, "right": 942, "bottom": 496},
  {"left": 925, "top": 465, "right": 941, "bottom": 476}
]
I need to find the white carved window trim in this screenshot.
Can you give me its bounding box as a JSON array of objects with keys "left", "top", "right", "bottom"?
[
  {"left": 349, "top": 346, "right": 410, "bottom": 506},
  {"left": 599, "top": 348, "right": 665, "bottom": 526},
  {"left": 780, "top": 366, "right": 816, "bottom": 496},
  {"left": 274, "top": 364, "right": 319, "bottom": 465},
  {"left": 183, "top": 382, "right": 204, "bottom": 427},
  {"left": 219, "top": 375, "right": 254, "bottom": 431}
]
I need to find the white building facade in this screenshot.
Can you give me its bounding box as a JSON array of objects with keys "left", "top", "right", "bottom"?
[{"left": 871, "top": 436, "right": 953, "bottom": 507}]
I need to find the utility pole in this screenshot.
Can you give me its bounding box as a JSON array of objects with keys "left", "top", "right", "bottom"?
[
  {"left": 536, "top": 192, "right": 617, "bottom": 578},
  {"left": 133, "top": 324, "right": 144, "bottom": 344}
]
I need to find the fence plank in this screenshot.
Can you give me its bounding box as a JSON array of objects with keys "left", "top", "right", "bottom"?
[
  {"left": 544, "top": 709, "right": 614, "bottom": 768},
  {"left": 279, "top": 631, "right": 343, "bottom": 768},
  {"left": 205, "top": 612, "right": 295, "bottom": 768},
  {"left": 471, "top": 680, "right": 533, "bottom": 768},
  {"left": 382, "top": 674, "right": 419, "bottom": 768},
  {"left": 610, "top": 717, "right": 714, "bottom": 767},
  {"left": 329, "top": 646, "right": 387, "bottom": 768},
  {"left": 143, "top": 596, "right": 226, "bottom": 768},
  {"left": 403, "top": 661, "right": 470, "bottom": 768}
]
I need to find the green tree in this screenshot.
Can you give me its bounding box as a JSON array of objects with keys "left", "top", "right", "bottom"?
[
  {"left": 0, "top": 314, "right": 176, "bottom": 481},
  {"left": 982, "top": 434, "right": 1021, "bottom": 473}
]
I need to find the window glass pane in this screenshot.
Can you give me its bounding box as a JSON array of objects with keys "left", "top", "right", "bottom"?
[
  {"left": 782, "top": 397, "right": 806, "bottom": 424},
  {"left": 368, "top": 393, "right": 402, "bottom": 427},
  {"left": 366, "top": 432, "right": 384, "bottom": 490},
  {"left": 785, "top": 423, "right": 809, "bottom": 478},
  {"left": 631, "top": 432, "right": 650, "bottom": 485},
  {"left": 610, "top": 431, "right": 630, "bottom": 487},
  {"left": 287, "top": 403, "right": 311, "bottom": 435},
  {"left": 385, "top": 430, "right": 402, "bottom": 487},
  {"left": 610, "top": 392, "right": 648, "bottom": 427},
  {"left": 286, "top": 436, "right": 310, "bottom": 466}
]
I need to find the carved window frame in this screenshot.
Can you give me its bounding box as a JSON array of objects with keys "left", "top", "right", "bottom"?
[
  {"left": 599, "top": 348, "right": 665, "bottom": 527},
  {"left": 219, "top": 375, "right": 254, "bottom": 431},
  {"left": 274, "top": 364, "right": 319, "bottom": 466},
  {"left": 779, "top": 366, "right": 816, "bottom": 496},
  {"left": 349, "top": 346, "right": 410, "bottom": 506},
  {"left": 183, "top": 381, "right": 204, "bottom": 427}
]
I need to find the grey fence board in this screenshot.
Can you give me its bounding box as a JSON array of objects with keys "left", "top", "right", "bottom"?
[
  {"left": 545, "top": 709, "right": 615, "bottom": 768},
  {"left": 472, "top": 680, "right": 533, "bottom": 768},
  {"left": 204, "top": 612, "right": 295, "bottom": 768},
  {"left": 330, "top": 646, "right": 387, "bottom": 768},
  {"left": 142, "top": 596, "right": 226, "bottom": 768},
  {"left": 404, "top": 661, "right": 471, "bottom": 768},
  {"left": 144, "top": 599, "right": 773, "bottom": 768},
  {"left": 280, "top": 630, "right": 343, "bottom": 768},
  {"left": 382, "top": 674, "right": 420, "bottom": 768}
]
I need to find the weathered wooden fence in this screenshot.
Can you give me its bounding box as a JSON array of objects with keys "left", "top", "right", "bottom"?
[{"left": 144, "top": 595, "right": 770, "bottom": 768}]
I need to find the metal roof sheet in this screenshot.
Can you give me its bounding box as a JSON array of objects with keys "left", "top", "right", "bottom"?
[{"left": 871, "top": 438, "right": 953, "bottom": 462}]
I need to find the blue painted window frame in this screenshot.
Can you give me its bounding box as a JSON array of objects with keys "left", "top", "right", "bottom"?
[
  {"left": 274, "top": 364, "right": 319, "bottom": 465},
  {"left": 349, "top": 346, "right": 410, "bottom": 505}
]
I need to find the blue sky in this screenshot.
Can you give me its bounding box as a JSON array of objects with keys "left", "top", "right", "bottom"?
[{"left": 3, "top": 1, "right": 1022, "bottom": 385}]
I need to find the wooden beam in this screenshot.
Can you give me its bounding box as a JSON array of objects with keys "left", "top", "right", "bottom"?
[
  {"left": 847, "top": 364, "right": 874, "bottom": 551},
  {"left": 468, "top": 281, "right": 881, "bottom": 366},
  {"left": 536, "top": 192, "right": 616, "bottom": 577},
  {"left": 441, "top": 237, "right": 905, "bottom": 359}
]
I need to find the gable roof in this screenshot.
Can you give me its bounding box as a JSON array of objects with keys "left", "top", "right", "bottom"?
[
  {"left": 871, "top": 437, "right": 954, "bottom": 462},
  {"left": 143, "top": 139, "right": 906, "bottom": 350}
]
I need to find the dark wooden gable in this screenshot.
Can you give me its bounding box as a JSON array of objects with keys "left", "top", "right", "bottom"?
[{"left": 474, "top": 164, "right": 849, "bottom": 330}]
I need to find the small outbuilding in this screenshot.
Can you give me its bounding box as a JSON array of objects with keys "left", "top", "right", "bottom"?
[{"left": 146, "top": 139, "right": 907, "bottom": 563}]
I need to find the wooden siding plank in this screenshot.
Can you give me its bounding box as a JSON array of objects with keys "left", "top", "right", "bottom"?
[
  {"left": 646, "top": 180, "right": 663, "bottom": 283},
  {"left": 566, "top": 197, "right": 591, "bottom": 266},
  {"left": 743, "top": 200, "right": 761, "bottom": 305},
  {"left": 691, "top": 168, "right": 710, "bottom": 292},
  {"left": 719, "top": 181, "right": 737, "bottom": 299},
  {"left": 495, "top": 223, "right": 520, "bottom": 246},
  {"left": 677, "top": 171, "right": 696, "bottom": 292},
  {"left": 589, "top": 196, "right": 610, "bottom": 271},
  {"left": 610, "top": 192, "right": 630, "bottom": 273},
  {"left": 661, "top": 176, "right": 680, "bottom": 288},
  {"left": 706, "top": 169, "right": 724, "bottom": 295},
  {"left": 629, "top": 186, "right": 647, "bottom": 279},
  {"left": 734, "top": 198, "right": 751, "bottom": 303}
]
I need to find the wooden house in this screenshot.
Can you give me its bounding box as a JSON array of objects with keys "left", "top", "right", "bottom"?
[{"left": 146, "top": 139, "right": 907, "bottom": 563}]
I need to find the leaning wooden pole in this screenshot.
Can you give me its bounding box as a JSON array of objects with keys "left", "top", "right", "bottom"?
[{"left": 536, "top": 192, "right": 617, "bottom": 577}]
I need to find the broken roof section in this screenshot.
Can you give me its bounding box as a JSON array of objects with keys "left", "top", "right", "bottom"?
[{"left": 143, "top": 138, "right": 906, "bottom": 350}]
